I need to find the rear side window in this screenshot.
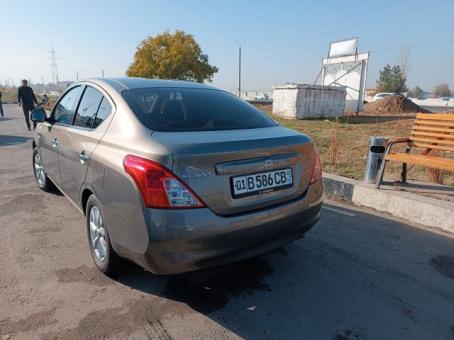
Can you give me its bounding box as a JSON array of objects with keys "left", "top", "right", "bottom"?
[
  {"left": 93, "top": 97, "right": 112, "bottom": 128},
  {"left": 122, "top": 88, "right": 276, "bottom": 132},
  {"left": 73, "top": 86, "right": 103, "bottom": 128},
  {"left": 53, "top": 86, "right": 83, "bottom": 125}
]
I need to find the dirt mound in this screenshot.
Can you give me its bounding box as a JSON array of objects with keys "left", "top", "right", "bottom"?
[{"left": 363, "top": 95, "right": 430, "bottom": 115}]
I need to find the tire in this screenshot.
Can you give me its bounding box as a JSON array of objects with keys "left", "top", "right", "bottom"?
[
  {"left": 32, "top": 148, "right": 53, "bottom": 192},
  {"left": 86, "top": 195, "right": 120, "bottom": 275}
]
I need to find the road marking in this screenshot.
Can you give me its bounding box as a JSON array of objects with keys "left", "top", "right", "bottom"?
[{"left": 322, "top": 206, "right": 356, "bottom": 217}]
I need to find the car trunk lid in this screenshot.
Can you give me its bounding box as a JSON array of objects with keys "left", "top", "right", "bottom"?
[{"left": 152, "top": 126, "right": 315, "bottom": 215}]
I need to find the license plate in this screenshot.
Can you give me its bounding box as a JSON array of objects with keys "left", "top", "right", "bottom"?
[{"left": 231, "top": 168, "right": 293, "bottom": 198}]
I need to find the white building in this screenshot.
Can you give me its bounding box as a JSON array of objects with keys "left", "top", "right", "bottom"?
[{"left": 272, "top": 84, "right": 346, "bottom": 119}]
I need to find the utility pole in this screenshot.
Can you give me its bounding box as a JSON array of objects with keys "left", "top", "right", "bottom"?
[
  {"left": 76, "top": 72, "right": 79, "bottom": 81},
  {"left": 234, "top": 39, "right": 245, "bottom": 98},
  {"left": 101, "top": 68, "right": 105, "bottom": 78},
  {"left": 49, "top": 46, "right": 59, "bottom": 85}
]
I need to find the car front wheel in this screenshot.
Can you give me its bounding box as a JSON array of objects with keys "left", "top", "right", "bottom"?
[
  {"left": 33, "top": 148, "right": 52, "bottom": 192},
  {"left": 86, "top": 195, "right": 119, "bottom": 275}
]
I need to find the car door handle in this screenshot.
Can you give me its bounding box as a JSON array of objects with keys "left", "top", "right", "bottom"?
[
  {"left": 79, "top": 151, "right": 89, "bottom": 164},
  {"left": 51, "top": 138, "right": 59, "bottom": 148}
]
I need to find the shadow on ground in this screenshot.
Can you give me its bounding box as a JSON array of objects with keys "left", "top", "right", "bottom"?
[
  {"left": 0, "top": 135, "right": 31, "bottom": 147},
  {"left": 115, "top": 254, "right": 275, "bottom": 314}
]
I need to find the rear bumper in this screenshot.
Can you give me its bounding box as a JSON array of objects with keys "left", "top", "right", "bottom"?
[{"left": 136, "top": 180, "right": 323, "bottom": 274}]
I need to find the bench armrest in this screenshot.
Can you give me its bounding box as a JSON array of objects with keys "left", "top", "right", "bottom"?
[
  {"left": 386, "top": 137, "right": 411, "bottom": 154},
  {"left": 388, "top": 137, "right": 411, "bottom": 144}
]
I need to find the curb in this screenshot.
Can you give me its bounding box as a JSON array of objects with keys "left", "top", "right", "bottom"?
[{"left": 322, "top": 172, "right": 454, "bottom": 233}]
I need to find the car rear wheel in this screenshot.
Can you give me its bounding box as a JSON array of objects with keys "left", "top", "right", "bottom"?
[
  {"left": 86, "top": 195, "right": 119, "bottom": 275},
  {"left": 33, "top": 148, "right": 52, "bottom": 192}
]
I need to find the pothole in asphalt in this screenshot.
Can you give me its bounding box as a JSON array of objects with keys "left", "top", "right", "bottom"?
[
  {"left": 430, "top": 255, "right": 454, "bottom": 279},
  {"left": 161, "top": 257, "right": 274, "bottom": 314}
]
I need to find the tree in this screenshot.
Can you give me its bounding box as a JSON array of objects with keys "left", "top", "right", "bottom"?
[
  {"left": 407, "top": 86, "right": 424, "bottom": 99},
  {"left": 376, "top": 64, "right": 407, "bottom": 94},
  {"left": 127, "top": 31, "right": 218, "bottom": 82},
  {"left": 433, "top": 83, "right": 452, "bottom": 98}
]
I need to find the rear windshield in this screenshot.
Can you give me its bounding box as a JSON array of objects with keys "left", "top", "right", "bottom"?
[{"left": 122, "top": 87, "right": 277, "bottom": 132}]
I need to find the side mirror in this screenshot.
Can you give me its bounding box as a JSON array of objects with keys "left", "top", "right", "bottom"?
[{"left": 31, "top": 108, "right": 46, "bottom": 123}]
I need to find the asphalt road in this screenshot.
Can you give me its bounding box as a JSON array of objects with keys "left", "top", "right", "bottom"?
[{"left": 1, "top": 104, "right": 454, "bottom": 340}]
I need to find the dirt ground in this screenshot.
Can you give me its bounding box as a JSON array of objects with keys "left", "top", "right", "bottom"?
[{"left": 2, "top": 104, "right": 454, "bottom": 339}]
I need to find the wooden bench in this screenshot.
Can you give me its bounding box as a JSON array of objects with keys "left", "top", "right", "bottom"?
[{"left": 376, "top": 113, "right": 454, "bottom": 188}]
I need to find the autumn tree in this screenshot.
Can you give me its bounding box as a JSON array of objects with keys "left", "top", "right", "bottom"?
[
  {"left": 433, "top": 83, "right": 452, "bottom": 98},
  {"left": 127, "top": 31, "right": 218, "bottom": 82},
  {"left": 376, "top": 64, "right": 407, "bottom": 94}
]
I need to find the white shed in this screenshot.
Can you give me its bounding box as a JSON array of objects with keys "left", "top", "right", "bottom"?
[{"left": 272, "top": 84, "right": 346, "bottom": 119}]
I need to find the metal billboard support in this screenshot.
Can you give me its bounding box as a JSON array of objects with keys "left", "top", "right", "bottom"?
[{"left": 315, "top": 38, "right": 370, "bottom": 113}]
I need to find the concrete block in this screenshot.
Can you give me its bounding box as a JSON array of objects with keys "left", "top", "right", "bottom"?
[
  {"left": 323, "top": 173, "right": 355, "bottom": 201},
  {"left": 352, "top": 185, "right": 454, "bottom": 233},
  {"left": 272, "top": 84, "right": 346, "bottom": 119}
]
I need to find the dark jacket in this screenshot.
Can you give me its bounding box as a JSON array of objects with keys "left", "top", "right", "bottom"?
[{"left": 18, "top": 86, "right": 37, "bottom": 107}]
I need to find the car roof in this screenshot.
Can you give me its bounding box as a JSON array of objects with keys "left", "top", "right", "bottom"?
[{"left": 81, "top": 77, "right": 218, "bottom": 92}]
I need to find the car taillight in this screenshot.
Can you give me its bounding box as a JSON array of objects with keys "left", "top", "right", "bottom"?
[
  {"left": 123, "top": 155, "right": 205, "bottom": 209},
  {"left": 309, "top": 148, "right": 322, "bottom": 184}
]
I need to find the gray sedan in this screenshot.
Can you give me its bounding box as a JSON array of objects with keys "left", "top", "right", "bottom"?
[{"left": 31, "top": 77, "right": 323, "bottom": 275}]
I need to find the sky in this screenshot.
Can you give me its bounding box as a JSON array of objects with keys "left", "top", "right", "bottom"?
[{"left": 0, "top": 0, "right": 453, "bottom": 93}]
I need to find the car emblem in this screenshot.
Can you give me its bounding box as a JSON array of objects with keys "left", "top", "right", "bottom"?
[
  {"left": 264, "top": 160, "right": 274, "bottom": 169},
  {"left": 181, "top": 166, "right": 214, "bottom": 179}
]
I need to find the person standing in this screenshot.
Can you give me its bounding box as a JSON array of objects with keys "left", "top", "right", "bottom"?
[
  {"left": 18, "top": 79, "right": 38, "bottom": 130},
  {"left": 0, "top": 90, "right": 4, "bottom": 117}
]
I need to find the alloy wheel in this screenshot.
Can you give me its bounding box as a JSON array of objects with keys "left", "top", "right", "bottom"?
[
  {"left": 34, "top": 152, "right": 46, "bottom": 187},
  {"left": 89, "top": 206, "right": 107, "bottom": 262}
]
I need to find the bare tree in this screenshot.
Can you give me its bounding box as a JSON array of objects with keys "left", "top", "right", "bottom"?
[{"left": 433, "top": 83, "right": 452, "bottom": 98}]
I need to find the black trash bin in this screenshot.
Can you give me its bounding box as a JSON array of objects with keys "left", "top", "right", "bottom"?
[{"left": 364, "top": 136, "right": 388, "bottom": 183}]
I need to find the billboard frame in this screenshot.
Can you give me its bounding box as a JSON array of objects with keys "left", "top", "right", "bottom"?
[
  {"left": 328, "top": 37, "right": 358, "bottom": 58},
  {"left": 315, "top": 38, "right": 369, "bottom": 113}
]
